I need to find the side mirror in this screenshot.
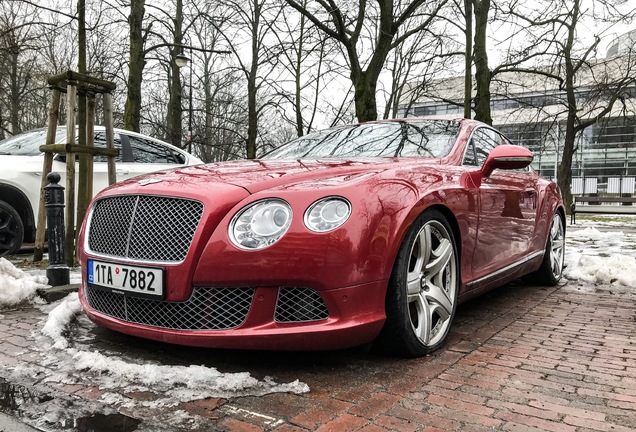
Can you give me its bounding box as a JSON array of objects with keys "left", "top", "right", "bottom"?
[{"left": 481, "top": 145, "right": 533, "bottom": 178}]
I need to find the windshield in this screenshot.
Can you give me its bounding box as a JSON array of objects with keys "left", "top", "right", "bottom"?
[
  {"left": 263, "top": 120, "right": 460, "bottom": 159},
  {"left": 0, "top": 128, "right": 66, "bottom": 156}
]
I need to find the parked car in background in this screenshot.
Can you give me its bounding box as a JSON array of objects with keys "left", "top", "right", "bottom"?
[
  {"left": 0, "top": 127, "right": 203, "bottom": 255},
  {"left": 77, "top": 118, "right": 565, "bottom": 357}
]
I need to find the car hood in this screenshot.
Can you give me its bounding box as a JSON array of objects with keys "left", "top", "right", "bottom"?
[{"left": 110, "top": 157, "right": 441, "bottom": 195}]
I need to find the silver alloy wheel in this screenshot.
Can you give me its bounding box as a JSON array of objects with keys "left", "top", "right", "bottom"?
[
  {"left": 405, "top": 220, "right": 457, "bottom": 347},
  {"left": 549, "top": 214, "right": 565, "bottom": 279}
]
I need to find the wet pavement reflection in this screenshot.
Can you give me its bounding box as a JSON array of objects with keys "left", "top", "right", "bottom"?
[{"left": 1, "top": 377, "right": 142, "bottom": 431}]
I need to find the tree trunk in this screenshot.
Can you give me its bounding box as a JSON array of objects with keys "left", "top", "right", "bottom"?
[
  {"left": 556, "top": 0, "right": 579, "bottom": 209},
  {"left": 246, "top": 73, "right": 257, "bottom": 159},
  {"left": 294, "top": 10, "right": 305, "bottom": 137},
  {"left": 123, "top": 0, "right": 145, "bottom": 132},
  {"left": 472, "top": 0, "right": 492, "bottom": 125},
  {"left": 354, "top": 72, "right": 379, "bottom": 122},
  {"left": 463, "top": 0, "right": 473, "bottom": 119},
  {"left": 245, "top": 0, "right": 261, "bottom": 159},
  {"left": 557, "top": 116, "right": 576, "bottom": 208},
  {"left": 9, "top": 48, "right": 19, "bottom": 134},
  {"left": 167, "top": 0, "right": 184, "bottom": 148}
]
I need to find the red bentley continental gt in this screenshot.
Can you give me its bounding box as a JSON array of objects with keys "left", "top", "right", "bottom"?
[{"left": 78, "top": 118, "right": 565, "bottom": 357}]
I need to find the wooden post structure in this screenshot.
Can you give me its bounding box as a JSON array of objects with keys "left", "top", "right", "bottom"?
[
  {"left": 77, "top": 94, "right": 96, "bottom": 235},
  {"left": 103, "top": 93, "right": 117, "bottom": 186},
  {"left": 64, "top": 82, "right": 77, "bottom": 266},
  {"left": 34, "top": 71, "right": 117, "bottom": 266},
  {"left": 34, "top": 90, "right": 62, "bottom": 262}
]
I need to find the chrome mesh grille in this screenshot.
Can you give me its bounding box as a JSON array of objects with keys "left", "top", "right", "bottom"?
[
  {"left": 87, "top": 195, "right": 203, "bottom": 262},
  {"left": 275, "top": 287, "right": 329, "bottom": 322},
  {"left": 85, "top": 286, "right": 255, "bottom": 330}
]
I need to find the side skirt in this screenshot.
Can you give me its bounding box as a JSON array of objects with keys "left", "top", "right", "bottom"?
[{"left": 458, "top": 250, "right": 544, "bottom": 304}]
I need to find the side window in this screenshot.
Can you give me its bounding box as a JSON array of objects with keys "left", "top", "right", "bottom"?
[
  {"left": 473, "top": 128, "right": 500, "bottom": 166},
  {"left": 463, "top": 139, "right": 478, "bottom": 166},
  {"left": 170, "top": 150, "right": 186, "bottom": 164},
  {"left": 127, "top": 135, "right": 176, "bottom": 164},
  {"left": 93, "top": 132, "right": 123, "bottom": 163}
]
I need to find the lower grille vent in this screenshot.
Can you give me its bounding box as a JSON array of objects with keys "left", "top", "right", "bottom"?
[
  {"left": 275, "top": 287, "right": 329, "bottom": 322},
  {"left": 85, "top": 285, "right": 254, "bottom": 330}
]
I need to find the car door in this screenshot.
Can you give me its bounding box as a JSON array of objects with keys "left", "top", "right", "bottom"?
[{"left": 468, "top": 127, "right": 537, "bottom": 279}]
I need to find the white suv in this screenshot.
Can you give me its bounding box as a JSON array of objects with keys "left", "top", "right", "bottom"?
[{"left": 0, "top": 127, "right": 203, "bottom": 255}]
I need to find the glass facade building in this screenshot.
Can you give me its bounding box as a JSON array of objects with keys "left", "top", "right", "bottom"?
[{"left": 401, "top": 85, "right": 636, "bottom": 196}]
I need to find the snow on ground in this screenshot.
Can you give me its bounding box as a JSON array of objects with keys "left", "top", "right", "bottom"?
[
  {"left": 15, "top": 292, "right": 309, "bottom": 417},
  {"left": 1, "top": 216, "right": 634, "bottom": 425},
  {"left": 35, "top": 292, "right": 309, "bottom": 404},
  {"left": 0, "top": 257, "right": 48, "bottom": 307},
  {"left": 564, "top": 216, "right": 636, "bottom": 287},
  {"left": 1, "top": 261, "right": 308, "bottom": 425}
]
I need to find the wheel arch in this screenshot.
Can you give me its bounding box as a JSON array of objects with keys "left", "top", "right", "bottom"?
[
  {"left": 556, "top": 204, "right": 566, "bottom": 233},
  {"left": 411, "top": 203, "right": 463, "bottom": 289},
  {"left": 384, "top": 202, "right": 462, "bottom": 296},
  {"left": 426, "top": 204, "right": 462, "bottom": 261},
  {"left": 0, "top": 183, "right": 36, "bottom": 242},
  {"left": 540, "top": 202, "right": 566, "bottom": 252},
  {"left": 378, "top": 202, "right": 462, "bottom": 357}
]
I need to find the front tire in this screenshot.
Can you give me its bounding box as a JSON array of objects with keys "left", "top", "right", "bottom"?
[
  {"left": 380, "top": 209, "right": 459, "bottom": 357},
  {"left": 0, "top": 200, "right": 24, "bottom": 256}
]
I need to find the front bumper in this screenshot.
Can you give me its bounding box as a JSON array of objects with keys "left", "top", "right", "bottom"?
[{"left": 79, "top": 280, "right": 387, "bottom": 351}]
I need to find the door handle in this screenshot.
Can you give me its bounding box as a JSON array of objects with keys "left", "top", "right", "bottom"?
[
  {"left": 525, "top": 189, "right": 535, "bottom": 196},
  {"left": 117, "top": 169, "right": 130, "bottom": 175}
]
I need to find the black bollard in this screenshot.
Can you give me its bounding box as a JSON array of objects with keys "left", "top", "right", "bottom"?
[{"left": 44, "top": 172, "right": 70, "bottom": 286}]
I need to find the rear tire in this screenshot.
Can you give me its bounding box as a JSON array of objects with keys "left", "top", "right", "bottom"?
[
  {"left": 530, "top": 212, "right": 565, "bottom": 286},
  {"left": 379, "top": 209, "right": 459, "bottom": 358},
  {"left": 0, "top": 200, "right": 24, "bottom": 256}
]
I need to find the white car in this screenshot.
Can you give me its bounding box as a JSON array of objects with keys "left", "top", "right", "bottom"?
[{"left": 0, "top": 127, "right": 203, "bottom": 255}]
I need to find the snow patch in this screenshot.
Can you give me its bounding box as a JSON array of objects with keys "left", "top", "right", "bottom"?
[
  {"left": 36, "top": 294, "right": 309, "bottom": 409},
  {"left": 0, "top": 257, "right": 48, "bottom": 308},
  {"left": 565, "top": 253, "right": 636, "bottom": 286},
  {"left": 41, "top": 292, "right": 82, "bottom": 348}
]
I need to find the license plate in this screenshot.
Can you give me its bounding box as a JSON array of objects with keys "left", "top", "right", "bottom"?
[{"left": 87, "top": 259, "right": 164, "bottom": 299}]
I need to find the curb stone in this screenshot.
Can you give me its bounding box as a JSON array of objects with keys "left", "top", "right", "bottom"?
[{"left": 36, "top": 284, "right": 80, "bottom": 303}]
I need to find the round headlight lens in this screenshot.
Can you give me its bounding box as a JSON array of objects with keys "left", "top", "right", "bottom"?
[
  {"left": 230, "top": 199, "right": 292, "bottom": 250},
  {"left": 305, "top": 197, "right": 352, "bottom": 232}
]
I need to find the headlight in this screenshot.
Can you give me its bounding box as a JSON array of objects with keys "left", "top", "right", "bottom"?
[
  {"left": 304, "top": 197, "right": 351, "bottom": 232},
  {"left": 229, "top": 199, "right": 292, "bottom": 250}
]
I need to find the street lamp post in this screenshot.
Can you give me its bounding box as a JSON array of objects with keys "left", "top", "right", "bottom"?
[{"left": 175, "top": 51, "right": 193, "bottom": 153}]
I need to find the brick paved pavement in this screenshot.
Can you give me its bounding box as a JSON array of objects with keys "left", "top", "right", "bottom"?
[{"left": 0, "top": 277, "right": 635, "bottom": 431}]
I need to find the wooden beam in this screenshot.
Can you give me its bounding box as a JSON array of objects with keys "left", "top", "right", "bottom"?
[
  {"left": 47, "top": 70, "right": 116, "bottom": 91},
  {"left": 65, "top": 82, "right": 77, "bottom": 267},
  {"left": 39, "top": 143, "right": 118, "bottom": 156}
]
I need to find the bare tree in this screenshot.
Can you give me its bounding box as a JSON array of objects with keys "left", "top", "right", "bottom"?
[
  {"left": 504, "top": 0, "right": 636, "bottom": 206},
  {"left": 380, "top": 22, "right": 459, "bottom": 119},
  {"left": 209, "top": 0, "right": 285, "bottom": 159},
  {"left": 269, "top": 2, "right": 347, "bottom": 137},
  {"left": 0, "top": 2, "right": 46, "bottom": 136},
  {"left": 471, "top": 0, "right": 492, "bottom": 124},
  {"left": 117, "top": 0, "right": 191, "bottom": 145},
  {"left": 190, "top": 7, "right": 248, "bottom": 162},
  {"left": 123, "top": 0, "right": 146, "bottom": 132},
  {"left": 285, "top": 0, "right": 450, "bottom": 123}
]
